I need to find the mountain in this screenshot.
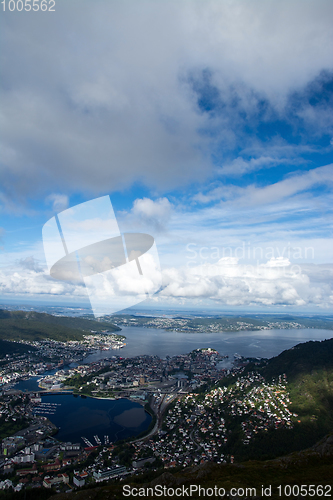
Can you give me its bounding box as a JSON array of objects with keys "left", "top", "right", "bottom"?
[
  {"left": 259, "top": 337, "right": 333, "bottom": 380},
  {"left": 0, "top": 310, "right": 121, "bottom": 343},
  {"left": 225, "top": 337, "right": 333, "bottom": 461}
]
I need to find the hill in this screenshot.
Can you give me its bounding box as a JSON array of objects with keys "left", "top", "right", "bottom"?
[
  {"left": 110, "top": 312, "right": 333, "bottom": 333},
  {"left": 258, "top": 337, "right": 333, "bottom": 380},
  {"left": 227, "top": 337, "right": 333, "bottom": 461},
  {"left": 0, "top": 310, "right": 121, "bottom": 343},
  {"left": 0, "top": 339, "right": 37, "bottom": 357}
]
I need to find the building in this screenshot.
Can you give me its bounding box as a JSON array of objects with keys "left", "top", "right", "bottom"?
[
  {"left": 43, "top": 473, "right": 69, "bottom": 488},
  {"left": 12, "top": 453, "right": 35, "bottom": 464},
  {"left": 177, "top": 379, "right": 188, "bottom": 389},
  {"left": 93, "top": 465, "right": 127, "bottom": 482},
  {"left": 132, "top": 457, "right": 155, "bottom": 468},
  {"left": 73, "top": 475, "right": 85, "bottom": 487}
]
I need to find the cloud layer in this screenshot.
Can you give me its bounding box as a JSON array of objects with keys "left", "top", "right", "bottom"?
[
  {"left": 1, "top": 0, "right": 333, "bottom": 204},
  {"left": 161, "top": 258, "right": 333, "bottom": 308},
  {"left": 1, "top": 255, "right": 332, "bottom": 310}
]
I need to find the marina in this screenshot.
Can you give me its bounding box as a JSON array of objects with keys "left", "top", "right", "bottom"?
[
  {"left": 81, "top": 434, "right": 110, "bottom": 447},
  {"left": 32, "top": 402, "right": 61, "bottom": 416}
]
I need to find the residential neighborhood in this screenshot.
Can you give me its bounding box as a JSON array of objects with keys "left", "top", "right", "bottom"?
[{"left": 0, "top": 341, "right": 298, "bottom": 494}]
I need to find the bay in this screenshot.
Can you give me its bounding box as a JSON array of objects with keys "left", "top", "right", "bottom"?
[
  {"left": 14, "top": 375, "right": 42, "bottom": 393},
  {"left": 35, "top": 394, "right": 151, "bottom": 445},
  {"left": 14, "top": 367, "right": 73, "bottom": 393}
]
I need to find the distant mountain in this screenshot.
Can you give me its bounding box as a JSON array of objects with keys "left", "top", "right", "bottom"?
[{"left": 0, "top": 309, "right": 121, "bottom": 343}]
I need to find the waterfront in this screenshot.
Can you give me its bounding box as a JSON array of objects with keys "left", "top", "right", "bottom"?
[{"left": 14, "top": 376, "right": 44, "bottom": 393}]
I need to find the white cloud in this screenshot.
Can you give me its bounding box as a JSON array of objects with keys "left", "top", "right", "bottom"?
[
  {"left": 122, "top": 197, "right": 173, "bottom": 233},
  {"left": 219, "top": 156, "right": 301, "bottom": 177},
  {"left": 1, "top": 253, "right": 332, "bottom": 310},
  {"left": 45, "top": 194, "right": 69, "bottom": 213},
  {"left": 241, "top": 164, "right": 333, "bottom": 207},
  {"left": 18, "top": 256, "right": 44, "bottom": 273},
  {"left": 194, "top": 163, "right": 333, "bottom": 206},
  {"left": 0, "top": 261, "right": 86, "bottom": 298},
  {"left": 160, "top": 258, "right": 333, "bottom": 308},
  {"left": 0, "top": 0, "right": 332, "bottom": 198}
]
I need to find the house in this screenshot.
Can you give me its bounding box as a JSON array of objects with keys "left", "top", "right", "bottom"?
[
  {"left": 73, "top": 475, "right": 85, "bottom": 487},
  {"left": 43, "top": 473, "right": 69, "bottom": 488},
  {"left": 93, "top": 465, "right": 127, "bottom": 482}
]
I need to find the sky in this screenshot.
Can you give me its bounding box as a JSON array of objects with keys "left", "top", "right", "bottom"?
[{"left": 0, "top": 0, "right": 332, "bottom": 315}]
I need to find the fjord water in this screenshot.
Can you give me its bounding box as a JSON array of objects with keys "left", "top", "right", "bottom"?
[{"left": 85, "top": 326, "right": 333, "bottom": 362}]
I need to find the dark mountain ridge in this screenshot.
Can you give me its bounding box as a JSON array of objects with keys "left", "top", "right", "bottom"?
[{"left": 255, "top": 337, "right": 333, "bottom": 381}]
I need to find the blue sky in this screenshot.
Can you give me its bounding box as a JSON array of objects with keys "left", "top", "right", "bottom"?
[{"left": 0, "top": 0, "right": 332, "bottom": 314}]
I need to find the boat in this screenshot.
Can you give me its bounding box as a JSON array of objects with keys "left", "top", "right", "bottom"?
[
  {"left": 81, "top": 436, "right": 94, "bottom": 447},
  {"left": 94, "top": 435, "right": 101, "bottom": 445},
  {"left": 234, "top": 353, "right": 243, "bottom": 359}
]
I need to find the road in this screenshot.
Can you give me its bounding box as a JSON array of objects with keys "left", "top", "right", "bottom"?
[{"left": 132, "top": 392, "right": 180, "bottom": 443}]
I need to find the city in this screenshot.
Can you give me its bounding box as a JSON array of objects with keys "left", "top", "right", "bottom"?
[{"left": 0, "top": 337, "right": 300, "bottom": 494}]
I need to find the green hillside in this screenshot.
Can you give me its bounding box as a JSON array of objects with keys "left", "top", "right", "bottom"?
[
  {"left": 259, "top": 337, "right": 333, "bottom": 380},
  {"left": 0, "top": 339, "right": 37, "bottom": 356},
  {"left": 234, "top": 338, "right": 333, "bottom": 460},
  {"left": 0, "top": 310, "right": 121, "bottom": 343}
]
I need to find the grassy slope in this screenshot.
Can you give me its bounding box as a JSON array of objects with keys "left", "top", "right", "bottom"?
[
  {"left": 260, "top": 338, "right": 333, "bottom": 436},
  {"left": 0, "top": 310, "right": 121, "bottom": 343},
  {"left": 260, "top": 338, "right": 333, "bottom": 380}
]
